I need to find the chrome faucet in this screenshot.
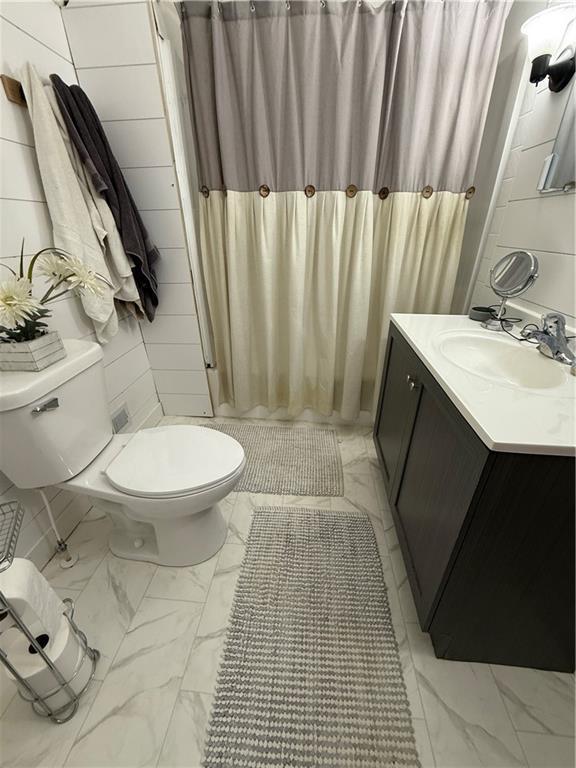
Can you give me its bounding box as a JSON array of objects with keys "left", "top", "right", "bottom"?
[{"left": 521, "top": 313, "right": 576, "bottom": 367}]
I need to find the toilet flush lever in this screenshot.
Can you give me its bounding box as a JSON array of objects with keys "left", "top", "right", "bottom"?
[{"left": 31, "top": 397, "right": 59, "bottom": 415}]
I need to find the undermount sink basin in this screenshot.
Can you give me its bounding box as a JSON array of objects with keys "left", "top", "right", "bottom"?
[{"left": 434, "top": 330, "right": 576, "bottom": 396}]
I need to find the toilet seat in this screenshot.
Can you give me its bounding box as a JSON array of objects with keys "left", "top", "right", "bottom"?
[{"left": 104, "top": 425, "right": 245, "bottom": 499}]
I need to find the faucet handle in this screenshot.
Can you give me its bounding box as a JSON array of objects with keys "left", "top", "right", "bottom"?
[{"left": 541, "top": 312, "right": 567, "bottom": 336}]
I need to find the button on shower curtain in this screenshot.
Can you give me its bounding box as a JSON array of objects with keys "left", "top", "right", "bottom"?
[{"left": 182, "top": 0, "right": 509, "bottom": 420}]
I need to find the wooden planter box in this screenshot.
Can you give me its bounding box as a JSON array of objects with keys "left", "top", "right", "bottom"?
[{"left": 0, "top": 332, "right": 66, "bottom": 372}]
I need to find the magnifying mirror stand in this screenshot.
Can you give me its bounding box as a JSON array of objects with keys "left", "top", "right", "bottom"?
[
  {"left": 482, "top": 297, "right": 514, "bottom": 332},
  {"left": 480, "top": 250, "right": 539, "bottom": 332}
]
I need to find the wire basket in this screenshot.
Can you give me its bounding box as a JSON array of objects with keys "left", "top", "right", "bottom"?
[{"left": 0, "top": 500, "right": 24, "bottom": 574}]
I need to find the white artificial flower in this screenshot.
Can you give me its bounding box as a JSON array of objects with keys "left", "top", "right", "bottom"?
[
  {"left": 37, "top": 252, "right": 106, "bottom": 297},
  {"left": 35, "top": 251, "right": 70, "bottom": 283},
  {"left": 0, "top": 278, "right": 42, "bottom": 329}
]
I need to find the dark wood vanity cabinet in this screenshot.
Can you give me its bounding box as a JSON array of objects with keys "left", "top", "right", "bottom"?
[{"left": 374, "top": 324, "right": 575, "bottom": 672}]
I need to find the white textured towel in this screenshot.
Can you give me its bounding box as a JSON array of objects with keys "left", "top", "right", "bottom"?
[{"left": 19, "top": 63, "right": 118, "bottom": 343}]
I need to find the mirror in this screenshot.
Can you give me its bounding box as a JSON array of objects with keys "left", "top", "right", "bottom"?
[
  {"left": 490, "top": 250, "right": 539, "bottom": 297},
  {"left": 539, "top": 79, "right": 575, "bottom": 191},
  {"left": 483, "top": 251, "right": 539, "bottom": 331}
]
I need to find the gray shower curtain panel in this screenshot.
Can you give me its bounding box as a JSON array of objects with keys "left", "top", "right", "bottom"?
[{"left": 182, "top": 0, "right": 510, "bottom": 418}]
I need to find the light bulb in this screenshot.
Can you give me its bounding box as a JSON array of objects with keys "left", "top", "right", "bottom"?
[{"left": 521, "top": 5, "right": 576, "bottom": 61}]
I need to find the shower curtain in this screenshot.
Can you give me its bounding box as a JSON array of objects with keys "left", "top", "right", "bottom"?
[{"left": 182, "top": 0, "right": 509, "bottom": 420}]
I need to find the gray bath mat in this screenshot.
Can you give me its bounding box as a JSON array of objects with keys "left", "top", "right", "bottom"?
[
  {"left": 203, "top": 507, "right": 421, "bottom": 768},
  {"left": 206, "top": 423, "right": 344, "bottom": 496}
]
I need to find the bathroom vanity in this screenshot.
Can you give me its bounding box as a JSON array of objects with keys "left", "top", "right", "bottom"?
[{"left": 374, "top": 314, "right": 575, "bottom": 672}]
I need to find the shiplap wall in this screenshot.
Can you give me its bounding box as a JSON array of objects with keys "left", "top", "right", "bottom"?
[
  {"left": 62, "top": 0, "right": 213, "bottom": 417},
  {"left": 470, "top": 69, "right": 576, "bottom": 326},
  {"left": 0, "top": 1, "right": 163, "bottom": 569}
]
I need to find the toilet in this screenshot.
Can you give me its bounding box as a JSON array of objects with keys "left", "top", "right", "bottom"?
[{"left": 0, "top": 340, "right": 245, "bottom": 567}]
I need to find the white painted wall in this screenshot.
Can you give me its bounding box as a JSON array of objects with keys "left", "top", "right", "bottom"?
[
  {"left": 0, "top": 1, "right": 162, "bottom": 569},
  {"left": 469, "top": 65, "right": 575, "bottom": 327},
  {"left": 62, "top": 0, "right": 213, "bottom": 417}
]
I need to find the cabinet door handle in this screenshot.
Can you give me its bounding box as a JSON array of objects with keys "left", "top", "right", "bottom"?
[{"left": 406, "top": 375, "right": 420, "bottom": 391}]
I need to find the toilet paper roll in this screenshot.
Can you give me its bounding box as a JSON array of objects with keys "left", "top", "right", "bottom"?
[
  {"left": 0, "top": 558, "right": 64, "bottom": 642},
  {"left": 0, "top": 606, "right": 15, "bottom": 635},
  {"left": 1, "top": 613, "right": 91, "bottom": 712},
  {"left": 2, "top": 615, "right": 94, "bottom": 715},
  {"left": 1, "top": 617, "right": 70, "bottom": 679}
]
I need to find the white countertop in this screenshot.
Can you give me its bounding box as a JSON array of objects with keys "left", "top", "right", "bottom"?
[{"left": 391, "top": 314, "right": 576, "bottom": 457}]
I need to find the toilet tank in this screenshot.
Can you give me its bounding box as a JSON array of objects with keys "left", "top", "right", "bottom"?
[{"left": 0, "top": 339, "right": 113, "bottom": 489}]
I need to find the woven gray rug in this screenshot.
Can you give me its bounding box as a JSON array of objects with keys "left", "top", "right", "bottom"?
[
  {"left": 206, "top": 423, "right": 344, "bottom": 496},
  {"left": 203, "top": 507, "right": 421, "bottom": 768}
]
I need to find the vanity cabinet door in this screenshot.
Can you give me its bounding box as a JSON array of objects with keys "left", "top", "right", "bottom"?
[
  {"left": 394, "top": 383, "right": 488, "bottom": 626},
  {"left": 374, "top": 334, "right": 422, "bottom": 492}
]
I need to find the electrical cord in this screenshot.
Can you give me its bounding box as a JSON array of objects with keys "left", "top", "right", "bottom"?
[
  {"left": 488, "top": 304, "right": 544, "bottom": 346},
  {"left": 486, "top": 305, "right": 540, "bottom": 344},
  {"left": 482, "top": 306, "right": 575, "bottom": 348}
]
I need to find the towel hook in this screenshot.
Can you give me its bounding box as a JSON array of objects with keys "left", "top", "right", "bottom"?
[
  {"left": 1, "top": 75, "right": 26, "bottom": 107},
  {"left": 250, "top": 2, "right": 256, "bottom": 12}
]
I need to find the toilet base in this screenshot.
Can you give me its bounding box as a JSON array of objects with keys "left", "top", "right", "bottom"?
[{"left": 99, "top": 500, "right": 227, "bottom": 567}]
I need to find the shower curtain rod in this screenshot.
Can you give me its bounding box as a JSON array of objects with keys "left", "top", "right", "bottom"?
[{"left": 181, "top": 0, "right": 405, "bottom": 20}]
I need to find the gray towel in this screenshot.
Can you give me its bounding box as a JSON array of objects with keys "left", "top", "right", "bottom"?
[{"left": 50, "top": 74, "right": 159, "bottom": 321}]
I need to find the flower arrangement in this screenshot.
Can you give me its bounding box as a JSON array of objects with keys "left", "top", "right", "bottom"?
[{"left": 0, "top": 242, "right": 108, "bottom": 344}]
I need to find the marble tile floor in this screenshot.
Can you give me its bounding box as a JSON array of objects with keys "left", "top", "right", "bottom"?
[{"left": 0, "top": 417, "right": 573, "bottom": 768}]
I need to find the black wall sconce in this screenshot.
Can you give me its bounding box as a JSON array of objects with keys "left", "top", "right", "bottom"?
[{"left": 522, "top": 5, "right": 576, "bottom": 93}]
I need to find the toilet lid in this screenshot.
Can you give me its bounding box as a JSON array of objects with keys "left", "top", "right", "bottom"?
[{"left": 104, "top": 426, "right": 245, "bottom": 499}]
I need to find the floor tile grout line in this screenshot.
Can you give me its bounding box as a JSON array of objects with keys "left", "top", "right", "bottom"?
[
  {"left": 177, "top": 493, "right": 242, "bottom": 671},
  {"left": 144, "top": 593, "right": 214, "bottom": 604},
  {"left": 420, "top": 715, "right": 438, "bottom": 767},
  {"left": 59, "top": 681, "right": 104, "bottom": 768},
  {"left": 398, "top": 613, "right": 428, "bottom": 736},
  {"left": 515, "top": 733, "right": 535, "bottom": 768},
  {"left": 487, "top": 662, "right": 532, "bottom": 766},
  {"left": 62, "top": 559, "right": 161, "bottom": 762},
  {"left": 171, "top": 524, "right": 229, "bottom": 686},
  {"left": 99, "top": 559, "right": 158, "bottom": 675},
  {"left": 403, "top": 617, "right": 437, "bottom": 766},
  {"left": 177, "top": 538, "right": 246, "bottom": 700},
  {"left": 176, "top": 607, "right": 212, "bottom": 692},
  {"left": 377, "top": 470, "right": 437, "bottom": 768},
  {"left": 378, "top": 517, "right": 429, "bottom": 732},
  {"left": 411, "top": 717, "right": 437, "bottom": 768},
  {"left": 515, "top": 728, "right": 576, "bottom": 737},
  {"left": 156, "top": 606, "right": 209, "bottom": 768},
  {"left": 154, "top": 688, "right": 182, "bottom": 768},
  {"left": 403, "top": 621, "right": 444, "bottom": 768}
]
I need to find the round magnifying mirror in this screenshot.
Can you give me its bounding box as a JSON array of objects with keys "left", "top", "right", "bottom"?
[
  {"left": 490, "top": 250, "right": 539, "bottom": 297},
  {"left": 483, "top": 251, "right": 539, "bottom": 331}
]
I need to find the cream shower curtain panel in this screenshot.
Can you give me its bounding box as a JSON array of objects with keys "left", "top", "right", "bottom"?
[{"left": 183, "top": 0, "right": 509, "bottom": 419}]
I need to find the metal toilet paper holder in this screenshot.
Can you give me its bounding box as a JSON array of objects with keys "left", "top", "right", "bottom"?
[{"left": 0, "top": 500, "right": 100, "bottom": 724}]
